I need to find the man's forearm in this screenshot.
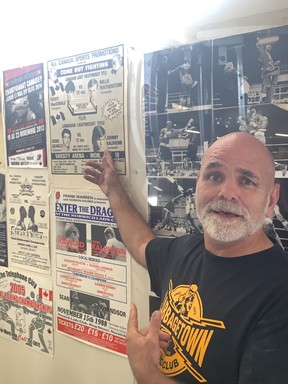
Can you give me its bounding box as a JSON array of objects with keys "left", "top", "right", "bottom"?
[
  {"left": 84, "top": 152, "right": 155, "bottom": 267},
  {"left": 107, "top": 183, "right": 155, "bottom": 267}
]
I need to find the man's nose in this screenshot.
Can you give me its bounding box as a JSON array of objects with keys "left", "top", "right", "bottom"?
[{"left": 217, "top": 180, "right": 239, "bottom": 201}]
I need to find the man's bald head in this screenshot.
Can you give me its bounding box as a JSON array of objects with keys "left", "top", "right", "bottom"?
[{"left": 200, "top": 132, "right": 275, "bottom": 189}]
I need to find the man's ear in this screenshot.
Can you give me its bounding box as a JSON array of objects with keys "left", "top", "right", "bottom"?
[{"left": 266, "top": 183, "right": 280, "bottom": 218}]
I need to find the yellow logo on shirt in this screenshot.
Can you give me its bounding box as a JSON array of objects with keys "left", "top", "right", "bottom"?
[{"left": 159, "top": 280, "right": 225, "bottom": 383}]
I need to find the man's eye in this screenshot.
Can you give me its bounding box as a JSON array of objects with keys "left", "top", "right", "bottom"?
[
  {"left": 241, "top": 177, "right": 255, "bottom": 186},
  {"left": 206, "top": 173, "right": 222, "bottom": 182}
]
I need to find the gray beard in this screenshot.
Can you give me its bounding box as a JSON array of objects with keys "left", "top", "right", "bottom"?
[{"left": 196, "top": 198, "right": 267, "bottom": 242}]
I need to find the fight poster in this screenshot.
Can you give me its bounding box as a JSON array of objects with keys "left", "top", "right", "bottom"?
[
  {"left": 6, "top": 170, "right": 50, "bottom": 274},
  {"left": 0, "top": 84, "right": 5, "bottom": 168},
  {"left": 0, "top": 268, "right": 53, "bottom": 356},
  {"left": 2, "top": 63, "right": 47, "bottom": 168},
  {"left": 52, "top": 189, "right": 130, "bottom": 356},
  {"left": 48, "top": 45, "right": 126, "bottom": 176},
  {"left": 0, "top": 173, "right": 8, "bottom": 267}
]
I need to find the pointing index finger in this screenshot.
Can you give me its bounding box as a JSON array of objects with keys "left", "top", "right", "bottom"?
[
  {"left": 127, "top": 303, "right": 138, "bottom": 332},
  {"left": 148, "top": 310, "right": 162, "bottom": 339}
]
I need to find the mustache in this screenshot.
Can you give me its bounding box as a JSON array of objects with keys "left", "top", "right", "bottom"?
[{"left": 202, "top": 198, "right": 249, "bottom": 217}]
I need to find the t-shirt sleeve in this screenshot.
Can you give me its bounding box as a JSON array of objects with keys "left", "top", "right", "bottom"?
[{"left": 145, "top": 237, "right": 176, "bottom": 297}]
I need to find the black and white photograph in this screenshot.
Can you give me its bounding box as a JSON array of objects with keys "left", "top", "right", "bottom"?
[
  {"left": 213, "top": 104, "right": 288, "bottom": 177},
  {"left": 144, "top": 24, "right": 288, "bottom": 244},
  {"left": 213, "top": 25, "right": 288, "bottom": 108},
  {"left": 91, "top": 224, "right": 127, "bottom": 262},
  {"left": 145, "top": 109, "right": 211, "bottom": 178},
  {"left": 267, "top": 178, "right": 288, "bottom": 253},
  {"left": 70, "top": 290, "right": 110, "bottom": 321},
  {"left": 56, "top": 221, "right": 87, "bottom": 254},
  {"left": 144, "top": 41, "right": 212, "bottom": 114},
  {"left": 212, "top": 25, "right": 288, "bottom": 173},
  {"left": 148, "top": 177, "right": 202, "bottom": 238}
]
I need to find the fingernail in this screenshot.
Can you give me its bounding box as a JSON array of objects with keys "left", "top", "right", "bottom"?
[{"left": 153, "top": 310, "right": 161, "bottom": 320}]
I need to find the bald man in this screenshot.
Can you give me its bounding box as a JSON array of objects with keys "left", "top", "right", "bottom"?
[{"left": 84, "top": 132, "right": 288, "bottom": 384}]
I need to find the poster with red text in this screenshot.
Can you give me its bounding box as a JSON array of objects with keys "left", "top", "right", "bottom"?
[
  {"left": 52, "top": 188, "right": 130, "bottom": 356},
  {"left": 0, "top": 83, "right": 6, "bottom": 168},
  {"left": 2, "top": 63, "right": 47, "bottom": 168},
  {"left": 0, "top": 173, "right": 8, "bottom": 266},
  {"left": 0, "top": 268, "right": 53, "bottom": 356}
]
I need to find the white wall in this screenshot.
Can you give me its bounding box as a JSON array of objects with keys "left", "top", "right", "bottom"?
[{"left": 1, "top": 1, "right": 288, "bottom": 383}]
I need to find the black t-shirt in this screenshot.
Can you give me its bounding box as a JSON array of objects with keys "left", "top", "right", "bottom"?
[{"left": 146, "top": 234, "right": 288, "bottom": 384}]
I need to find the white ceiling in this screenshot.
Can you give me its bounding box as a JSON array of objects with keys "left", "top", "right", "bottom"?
[{"left": 0, "top": 0, "right": 288, "bottom": 70}]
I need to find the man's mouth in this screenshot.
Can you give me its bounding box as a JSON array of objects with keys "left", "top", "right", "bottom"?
[{"left": 211, "top": 209, "right": 241, "bottom": 217}]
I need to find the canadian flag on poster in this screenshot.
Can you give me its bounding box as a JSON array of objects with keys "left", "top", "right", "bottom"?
[{"left": 39, "top": 288, "right": 53, "bottom": 301}]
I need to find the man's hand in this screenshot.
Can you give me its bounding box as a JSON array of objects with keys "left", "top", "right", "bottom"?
[
  {"left": 126, "top": 304, "right": 175, "bottom": 384},
  {"left": 83, "top": 150, "right": 120, "bottom": 197},
  {"left": 140, "top": 327, "right": 171, "bottom": 350}
]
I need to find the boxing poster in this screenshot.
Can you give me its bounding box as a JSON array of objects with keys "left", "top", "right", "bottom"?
[
  {"left": 0, "top": 268, "right": 53, "bottom": 356},
  {"left": 48, "top": 45, "right": 126, "bottom": 176},
  {"left": 0, "top": 173, "right": 8, "bottom": 267},
  {"left": 2, "top": 63, "right": 47, "bottom": 168},
  {"left": 0, "top": 84, "right": 5, "bottom": 168},
  {"left": 6, "top": 169, "right": 50, "bottom": 274},
  {"left": 52, "top": 188, "right": 131, "bottom": 356}
]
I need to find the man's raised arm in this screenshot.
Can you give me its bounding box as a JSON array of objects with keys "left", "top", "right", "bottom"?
[{"left": 83, "top": 150, "right": 155, "bottom": 268}]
